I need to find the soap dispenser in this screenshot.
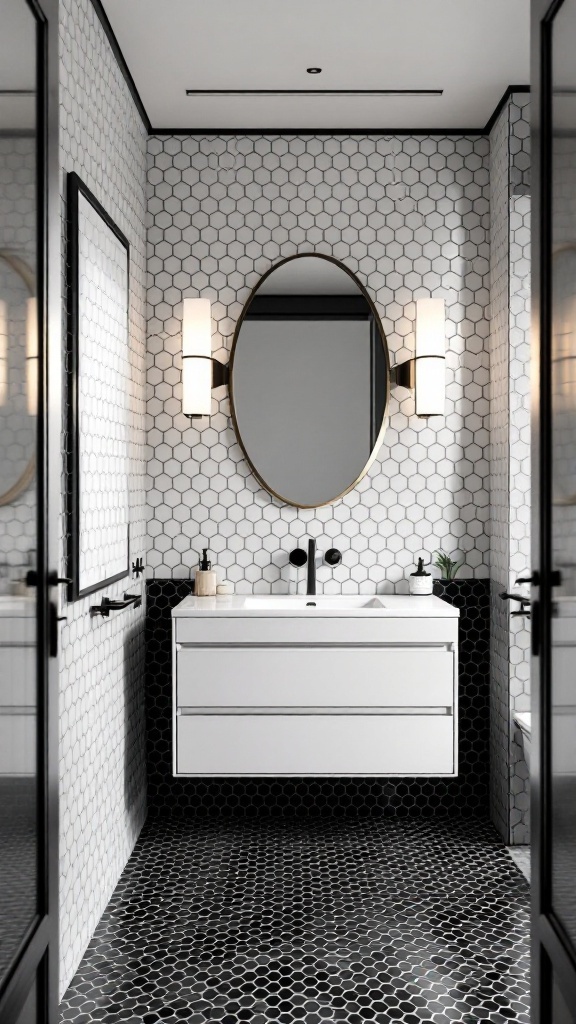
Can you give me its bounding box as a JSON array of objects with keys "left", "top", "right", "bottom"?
[
  {"left": 195, "top": 548, "right": 217, "bottom": 597},
  {"left": 409, "top": 557, "right": 433, "bottom": 596}
]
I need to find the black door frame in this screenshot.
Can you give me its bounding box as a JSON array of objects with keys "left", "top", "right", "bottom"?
[
  {"left": 0, "top": 0, "right": 60, "bottom": 1020},
  {"left": 531, "top": 0, "right": 576, "bottom": 1018}
]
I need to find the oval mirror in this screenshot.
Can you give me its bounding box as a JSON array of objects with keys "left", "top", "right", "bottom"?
[
  {"left": 0, "top": 252, "right": 36, "bottom": 507},
  {"left": 230, "top": 254, "right": 390, "bottom": 508}
]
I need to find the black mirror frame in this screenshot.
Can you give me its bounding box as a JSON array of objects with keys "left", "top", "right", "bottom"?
[{"left": 66, "top": 171, "right": 131, "bottom": 601}]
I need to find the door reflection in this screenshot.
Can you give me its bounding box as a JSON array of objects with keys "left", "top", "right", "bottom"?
[{"left": 0, "top": 0, "right": 39, "bottom": 991}]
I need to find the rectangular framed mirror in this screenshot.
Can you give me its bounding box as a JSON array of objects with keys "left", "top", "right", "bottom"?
[{"left": 66, "top": 172, "right": 130, "bottom": 600}]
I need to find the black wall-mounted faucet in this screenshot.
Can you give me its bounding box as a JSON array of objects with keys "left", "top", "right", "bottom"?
[
  {"left": 289, "top": 542, "right": 342, "bottom": 596},
  {"left": 307, "top": 538, "right": 316, "bottom": 596}
]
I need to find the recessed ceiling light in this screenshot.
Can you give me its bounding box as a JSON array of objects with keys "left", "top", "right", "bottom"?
[{"left": 306, "top": 68, "right": 322, "bottom": 74}]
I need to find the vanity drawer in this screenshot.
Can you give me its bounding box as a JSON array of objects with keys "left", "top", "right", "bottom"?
[
  {"left": 175, "top": 713, "right": 454, "bottom": 776},
  {"left": 174, "top": 616, "right": 458, "bottom": 647},
  {"left": 0, "top": 713, "right": 36, "bottom": 774},
  {"left": 0, "top": 646, "right": 36, "bottom": 706},
  {"left": 176, "top": 646, "right": 454, "bottom": 708}
]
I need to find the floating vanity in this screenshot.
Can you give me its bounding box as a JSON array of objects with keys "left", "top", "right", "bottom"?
[{"left": 172, "top": 594, "right": 459, "bottom": 777}]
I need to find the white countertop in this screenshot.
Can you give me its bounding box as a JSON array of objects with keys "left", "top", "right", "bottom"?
[{"left": 172, "top": 593, "right": 459, "bottom": 618}]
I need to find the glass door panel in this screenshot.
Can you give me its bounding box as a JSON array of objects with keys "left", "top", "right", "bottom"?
[
  {"left": 551, "top": 0, "right": 576, "bottom": 950},
  {"left": 0, "top": 0, "right": 39, "bottom": 993}
]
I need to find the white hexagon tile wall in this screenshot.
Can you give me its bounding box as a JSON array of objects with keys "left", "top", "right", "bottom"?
[
  {"left": 488, "top": 102, "right": 514, "bottom": 844},
  {"left": 509, "top": 190, "right": 531, "bottom": 845},
  {"left": 488, "top": 93, "right": 531, "bottom": 847},
  {"left": 146, "top": 134, "right": 491, "bottom": 592},
  {"left": 59, "top": 0, "right": 148, "bottom": 998}
]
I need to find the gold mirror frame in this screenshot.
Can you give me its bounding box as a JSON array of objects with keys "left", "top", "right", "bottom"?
[
  {"left": 229, "top": 253, "right": 391, "bottom": 509},
  {"left": 0, "top": 251, "right": 36, "bottom": 507}
]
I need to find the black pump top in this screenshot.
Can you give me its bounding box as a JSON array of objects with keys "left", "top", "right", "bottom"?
[
  {"left": 199, "top": 548, "right": 211, "bottom": 571},
  {"left": 411, "top": 557, "right": 430, "bottom": 577}
]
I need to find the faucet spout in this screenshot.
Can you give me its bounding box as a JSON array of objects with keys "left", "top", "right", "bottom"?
[{"left": 307, "top": 538, "right": 316, "bottom": 595}]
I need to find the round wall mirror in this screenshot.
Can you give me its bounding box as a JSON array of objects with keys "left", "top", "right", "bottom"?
[
  {"left": 0, "top": 252, "right": 36, "bottom": 507},
  {"left": 230, "top": 254, "right": 390, "bottom": 508}
]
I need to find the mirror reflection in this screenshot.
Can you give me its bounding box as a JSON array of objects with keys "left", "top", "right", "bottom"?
[
  {"left": 230, "top": 255, "right": 389, "bottom": 508},
  {"left": 0, "top": 0, "right": 38, "bottom": 991},
  {"left": 0, "top": 253, "right": 36, "bottom": 507}
]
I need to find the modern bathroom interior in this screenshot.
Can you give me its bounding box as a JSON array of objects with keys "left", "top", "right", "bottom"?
[{"left": 3, "top": 0, "right": 576, "bottom": 1021}]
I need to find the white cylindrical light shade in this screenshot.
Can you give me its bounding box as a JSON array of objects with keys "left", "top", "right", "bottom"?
[
  {"left": 182, "top": 297, "right": 212, "bottom": 416},
  {"left": 183, "top": 297, "right": 211, "bottom": 358},
  {"left": 26, "top": 296, "right": 38, "bottom": 416},
  {"left": 415, "top": 297, "right": 445, "bottom": 416}
]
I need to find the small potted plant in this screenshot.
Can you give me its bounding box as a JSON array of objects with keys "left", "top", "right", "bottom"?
[
  {"left": 433, "top": 550, "right": 464, "bottom": 581},
  {"left": 431, "top": 549, "right": 488, "bottom": 618}
]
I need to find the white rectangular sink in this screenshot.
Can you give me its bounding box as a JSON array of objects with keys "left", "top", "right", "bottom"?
[
  {"left": 173, "top": 593, "right": 458, "bottom": 618},
  {"left": 242, "top": 595, "right": 386, "bottom": 611}
]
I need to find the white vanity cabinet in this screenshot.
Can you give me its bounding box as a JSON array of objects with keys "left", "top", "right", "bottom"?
[
  {"left": 0, "top": 597, "right": 36, "bottom": 775},
  {"left": 172, "top": 594, "right": 459, "bottom": 777}
]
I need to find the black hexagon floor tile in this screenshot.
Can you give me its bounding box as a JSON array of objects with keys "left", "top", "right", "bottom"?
[{"left": 60, "top": 816, "right": 529, "bottom": 1023}]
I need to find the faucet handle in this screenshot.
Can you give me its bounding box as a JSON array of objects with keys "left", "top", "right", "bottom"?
[
  {"left": 289, "top": 548, "right": 307, "bottom": 568},
  {"left": 324, "top": 548, "right": 342, "bottom": 567}
]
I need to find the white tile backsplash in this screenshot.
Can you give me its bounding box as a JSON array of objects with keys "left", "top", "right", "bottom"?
[{"left": 146, "top": 134, "right": 491, "bottom": 590}]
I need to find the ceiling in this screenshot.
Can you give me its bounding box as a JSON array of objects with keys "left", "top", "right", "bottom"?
[{"left": 101, "top": 0, "right": 530, "bottom": 132}]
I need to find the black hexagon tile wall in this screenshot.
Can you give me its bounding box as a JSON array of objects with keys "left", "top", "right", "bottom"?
[{"left": 145, "top": 577, "right": 489, "bottom": 818}]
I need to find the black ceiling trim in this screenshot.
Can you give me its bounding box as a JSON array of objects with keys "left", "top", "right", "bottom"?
[
  {"left": 150, "top": 127, "right": 487, "bottom": 137},
  {"left": 185, "top": 89, "right": 444, "bottom": 97},
  {"left": 89, "top": 0, "right": 152, "bottom": 133},
  {"left": 483, "top": 84, "right": 530, "bottom": 134}
]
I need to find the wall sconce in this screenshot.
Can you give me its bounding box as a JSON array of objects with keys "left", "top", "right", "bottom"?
[
  {"left": 26, "top": 296, "right": 38, "bottom": 416},
  {"left": 393, "top": 297, "right": 445, "bottom": 417},
  {"left": 182, "top": 297, "right": 229, "bottom": 418}
]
